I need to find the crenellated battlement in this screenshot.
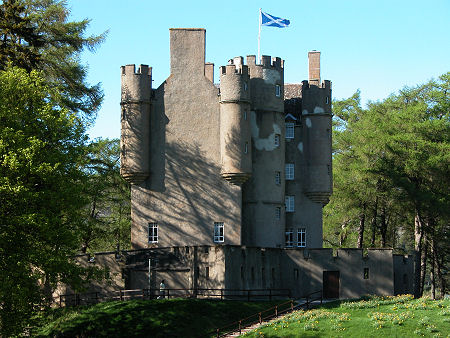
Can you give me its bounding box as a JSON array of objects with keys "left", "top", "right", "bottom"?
[
  {"left": 246, "top": 55, "right": 284, "bottom": 69},
  {"left": 302, "top": 79, "right": 332, "bottom": 91},
  {"left": 220, "top": 64, "right": 249, "bottom": 76},
  {"left": 121, "top": 64, "right": 152, "bottom": 77}
]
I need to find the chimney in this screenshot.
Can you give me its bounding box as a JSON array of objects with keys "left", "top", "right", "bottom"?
[
  {"left": 308, "top": 51, "right": 320, "bottom": 86},
  {"left": 170, "top": 28, "right": 206, "bottom": 78}
]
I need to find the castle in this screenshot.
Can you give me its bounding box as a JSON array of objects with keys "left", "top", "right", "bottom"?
[
  {"left": 120, "top": 28, "right": 332, "bottom": 250},
  {"left": 108, "top": 28, "right": 414, "bottom": 299}
]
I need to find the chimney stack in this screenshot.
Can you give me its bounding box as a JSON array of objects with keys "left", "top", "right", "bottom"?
[{"left": 308, "top": 51, "right": 320, "bottom": 86}]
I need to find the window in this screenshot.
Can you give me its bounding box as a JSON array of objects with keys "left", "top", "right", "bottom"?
[
  {"left": 326, "top": 96, "right": 329, "bottom": 104},
  {"left": 285, "top": 163, "right": 294, "bottom": 180},
  {"left": 148, "top": 223, "right": 158, "bottom": 243},
  {"left": 294, "top": 269, "right": 299, "bottom": 280},
  {"left": 285, "top": 229, "right": 293, "bottom": 247},
  {"left": 285, "top": 122, "right": 294, "bottom": 139},
  {"left": 244, "top": 142, "right": 248, "bottom": 154},
  {"left": 285, "top": 196, "right": 295, "bottom": 212},
  {"left": 275, "top": 84, "right": 281, "bottom": 97},
  {"left": 243, "top": 110, "right": 247, "bottom": 120},
  {"left": 364, "top": 268, "right": 369, "bottom": 279},
  {"left": 214, "top": 222, "right": 224, "bottom": 243},
  {"left": 275, "top": 171, "right": 281, "bottom": 185},
  {"left": 275, "top": 207, "right": 281, "bottom": 220},
  {"left": 274, "top": 134, "right": 280, "bottom": 147},
  {"left": 297, "top": 228, "right": 306, "bottom": 247},
  {"left": 244, "top": 81, "right": 248, "bottom": 91}
]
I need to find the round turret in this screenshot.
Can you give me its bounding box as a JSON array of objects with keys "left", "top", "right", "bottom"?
[
  {"left": 120, "top": 64, "right": 152, "bottom": 184},
  {"left": 219, "top": 59, "right": 252, "bottom": 185},
  {"left": 301, "top": 80, "right": 332, "bottom": 205}
]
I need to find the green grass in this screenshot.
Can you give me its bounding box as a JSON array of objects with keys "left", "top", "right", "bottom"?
[
  {"left": 32, "top": 298, "right": 285, "bottom": 337},
  {"left": 243, "top": 295, "right": 450, "bottom": 337}
]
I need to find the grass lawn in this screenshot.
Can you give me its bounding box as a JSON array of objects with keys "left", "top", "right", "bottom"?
[
  {"left": 243, "top": 295, "right": 450, "bottom": 337},
  {"left": 32, "top": 298, "right": 285, "bottom": 337}
]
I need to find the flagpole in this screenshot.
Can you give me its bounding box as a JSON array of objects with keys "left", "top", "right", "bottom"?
[{"left": 258, "top": 8, "right": 261, "bottom": 63}]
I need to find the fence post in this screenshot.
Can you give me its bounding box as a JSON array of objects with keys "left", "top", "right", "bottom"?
[
  {"left": 247, "top": 290, "right": 250, "bottom": 302},
  {"left": 259, "top": 312, "right": 262, "bottom": 324},
  {"left": 220, "top": 289, "right": 223, "bottom": 300},
  {"left": 120, "top": 290, "right": 123, "bottom": 301},
  {"left": 291, "top": 300, "right": 294, "bottom": 312},
  {"left": 239, "top": 320, "right": 242, "bottom": 335},
  {"left": 275, "top": 305, "right": 278, "bottom": 317},
  {"left": 59, "top": 295, "right": 62, "bottom": 308},
  {"left": 216, "top": 328, "right": 220, "bottom": 338},
  {"left": 167, "top": 289, "right": 170, "bottom": 299}
]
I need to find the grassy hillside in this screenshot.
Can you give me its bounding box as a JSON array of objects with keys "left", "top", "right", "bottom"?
[
  {"left": 243, "top": 295, "right": 450, "bottom": 337},
  {"left": 32, "top": 298, "right": 284, "bottom": 337}
]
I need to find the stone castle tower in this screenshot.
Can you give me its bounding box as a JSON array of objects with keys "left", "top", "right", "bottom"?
[{"left": 120, "top": 28, "right": 332, "bottom": 250}]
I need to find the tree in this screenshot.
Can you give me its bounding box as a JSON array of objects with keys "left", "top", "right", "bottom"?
[
  {"left": 324, "top": 73, "right": 450, "bottom": 298},
  {"left": 80, "top": 138, "right": 131, "bottom": 254},
  {"left": 0, "top": 0, "right": 106, "bottom": 120},
  {"left": 0, "top": 67, "right": 101, "bottom": 336}
]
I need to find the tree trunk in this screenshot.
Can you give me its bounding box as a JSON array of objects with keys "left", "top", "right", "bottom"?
[
  {"left": 357, "top": 203, "right": 366, "bottom": 249},
  {"left": 430, "top": 237, "right": 436, "bottom": 300},
  {"left": 436, "top": 250, "right": 446, "bottom": 299},
  {"left": 370, "top": 197, "right": 378, "bottom": 247},
  {"left": 413, "top": 209, "right": 424, "bottom": 298},
  {"left": 380, "top": 205, "right": 387, "bottom": 247},
  {"left": 419, "top": 238, "right": 428, "bottom": 296}
]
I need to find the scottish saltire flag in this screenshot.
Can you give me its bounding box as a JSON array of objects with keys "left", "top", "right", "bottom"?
[{"left": 261, "top": 11, "right": 290, "bottom": 28}]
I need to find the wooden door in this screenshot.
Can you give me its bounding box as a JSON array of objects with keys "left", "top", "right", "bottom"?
[{"left": 323, "top": 271, "right": 340, "bottom": 299}]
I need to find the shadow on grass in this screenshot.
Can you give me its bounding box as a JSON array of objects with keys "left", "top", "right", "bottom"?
[{"left": 35, "top": 299, "right": 285, "bottom": 337}]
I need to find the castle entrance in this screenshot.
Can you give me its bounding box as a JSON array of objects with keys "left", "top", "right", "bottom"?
[{"left": 323, "top": 271, "right": 340, "bottom": 299}]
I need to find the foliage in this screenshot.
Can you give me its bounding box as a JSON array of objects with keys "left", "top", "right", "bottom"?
[
  {"left": 0, "top": 0, "right": 106, "bottom": 120},
  {"left": 324, "top": 73, "right": 450, "bottom": 297},
  {"left": 243, "top": 295, "right": 450, "bottom": 337},
  {"left": 32, "top": 299, "right": 285, "bottom": 337},
  {"left": 79, "top": 138, "right": 131, "bottom": 253},
  {"left": 0, "top": 66, "right": 102, "bottom": 336}
]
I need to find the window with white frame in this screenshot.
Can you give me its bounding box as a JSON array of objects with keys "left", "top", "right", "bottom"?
[
  {"left": 285, "top": 163, "right": 294, "bottom": 180},
  {"left": 214, "top": 222, "right": 224, "bottom": 243},
  {"left": 297, "top": 228, "right": 306, "bottom": 247},
  {"left": 244, "top": 142, "right": 248, "bottom": 154},
  {"left": 275, "top": 171, "right": 281, "bottom": 185},
  {"left": 274, "top": 134, "right": 280, "bottom": 147},
  {"left": 148, "top": 223, "right": 158, "bottom": 243},
  {"left": 285, "top": 229, "right": 293, "bottom": 247},
  {"left": 275, "top": 207, "right": 281, "bottom": 220},
  {"left": 285, "top": 196, "right": 295, "bottom": 212},
  {"left": 285, "top": 122, "right": 294, "bottom": 139},
  {"left": 275, "top": 84, "right": 281, "bottom": 97}
]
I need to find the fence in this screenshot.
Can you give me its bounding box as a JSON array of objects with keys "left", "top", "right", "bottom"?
[
  {"left": 214, "top": 290, "right": 323, "bottom": 337},
  {"left": 56, "top": 288, "right": 291, "bottom": 307}
]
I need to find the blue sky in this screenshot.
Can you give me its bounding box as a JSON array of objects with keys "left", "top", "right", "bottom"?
[{"left": 66, "top": 0, "right": 450, "bottom": 140}]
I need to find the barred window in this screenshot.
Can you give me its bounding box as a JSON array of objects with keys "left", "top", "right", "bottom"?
[
  {"left": 275, "top": 207, "right": 281, "bottom": 220},
  {"left": 214, "top": 222, "right": 224, "bottom": 243},
  {"left": 297, "top": 228, "right": 306, "bottom": 247},
  {"left": 285, "top": 229, "right": 294, "bottom": 247},
  {"left": 274, "top": 134, "right": 280, "bottom": 147},
  {"left": 148, "top": 223, "right": 158, "bottom": 243},
  {"left": 285, "top": 164, "right": 294, "bottom": 180},
  {"left": 275, "top": 171, "right": 281, "bottom": 185},
  {"left": 285, "top": 122, "right": 294, "bottom": 139},
  {"left": 285, "top": 196, "right": 295, "bottom": 212}
]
